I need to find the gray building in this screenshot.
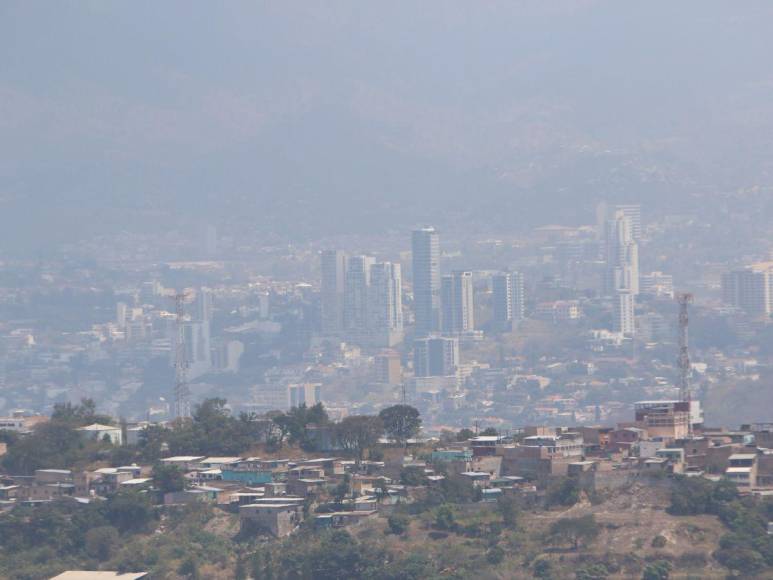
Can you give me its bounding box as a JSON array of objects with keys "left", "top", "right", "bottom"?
[
  {"left": 492, "top": 271, "right": 524, "bottom": 330},
  {"left": 320, "top": 250, "right": 346, "bottom": 333},
  {"left": 414, "top": 336, "right": 459, "bottom": 377},
  {"left": 442, "top": 271, "right": 474, "bottom": 334},
  {"left": 412, "top": 227, "right": 441, "bottom": 336}
]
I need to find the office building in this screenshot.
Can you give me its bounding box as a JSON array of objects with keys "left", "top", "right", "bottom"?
[
  {"left": 289, "top": 383, "right": 322, "bottom": 408},
  {"left": 320, "top": 250, "right": 347, "bottom": 333},
  {"left": 414, "top": 336, "right": 459, "bottom": 377},
  {"left": 722, "top": 264, "right": 773, "bottom": 317},
  {"left": 442, "top": 271, "right": 475, "bottom": 334},
  {"left": 640, "top": 271, "right": 674, "bottom": 299},
  {"left": 603, "top": 210, "right": 639, "bottom": 295},
  {"left": 614, "top": 290, "right": 635, "bottom": 336},
  {"left": 343, "top": 255, "right": 375, "bottom": 334},
  {"left": 412, "top": 227, "right": 441, "bottom": 336},
  {"left": 492, "top": 272, "right": 524, "bottom": 330},
  {"left": 374, "top": 350, "right": 402, "bottom": 385},
  {"left": 598, "top": 202, "right": 641, "bottom": 241},
  {"left": 368, "top": 261, "right": 404, "bottom": 346}
]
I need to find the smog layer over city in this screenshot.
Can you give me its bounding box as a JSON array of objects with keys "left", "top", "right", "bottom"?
[{"left": 1, "top": 3, "right": 773, "bottom": 579}]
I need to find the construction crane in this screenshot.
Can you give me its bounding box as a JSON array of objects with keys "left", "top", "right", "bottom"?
[
  {"left": 173, "top": 292, "right": 191, "bottom": 420},
  {"left": 676, "top": 292, "right": 693, "bottom": 435}
]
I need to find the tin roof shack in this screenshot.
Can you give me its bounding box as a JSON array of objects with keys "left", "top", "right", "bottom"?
[
  {"left": 240, "top": 502, "right": 303, "bottom": 537},
  {"left": 725, "top": 453, "right": 758, "bottom": 490},
  {"left": 498, "top": 432, "right": 584, "bottom": 488}
]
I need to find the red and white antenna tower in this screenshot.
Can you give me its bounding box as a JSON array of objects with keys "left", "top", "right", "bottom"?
[
  {"left": 173, "top": 292, "right": 191, "bottom": 420},
  {"left": 676, "top": 292, "right": 693, "bottom": 435}
]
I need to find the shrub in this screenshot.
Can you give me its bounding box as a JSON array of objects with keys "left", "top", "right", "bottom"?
[{"left": 651, "top": 535, "right": 667, "bottom": 548}]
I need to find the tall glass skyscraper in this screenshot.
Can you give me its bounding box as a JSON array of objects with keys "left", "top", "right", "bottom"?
[{"left": 412, "top": 227, "right": 440, "bottom": 336}]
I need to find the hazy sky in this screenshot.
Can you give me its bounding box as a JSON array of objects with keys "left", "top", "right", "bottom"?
[{"left": 3, "top": 1, "right": 773, "bottom": 251}]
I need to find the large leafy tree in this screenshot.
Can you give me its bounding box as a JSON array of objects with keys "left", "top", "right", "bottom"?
[
  {"left": 378, "top": 405, "right": 421, "bottom": 446},
  {"left": 335, "top": 415, "right": 383, "bottom": 461},
  {"left": 548, "top": 515, "right": 600, "bottom": 550}
]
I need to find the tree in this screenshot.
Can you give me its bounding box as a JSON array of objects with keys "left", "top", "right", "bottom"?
[
  {"left": 486, "top": 545, "right": 505, "bottom": 565},
  {"left": 576, "top": 563, "right": 609, "bottom": 580},
  {"left": 152, "top": 463, "right": 186, "bottom": 493},
  {"left": 533, "top": 558, "right": 553, "bottom": 579},
  {"left": 480, "top": 427, "right": 499, "bottom": 436},
  {"left": 52, "top": 398, "right": 113, "bottom": 426},
  {"left": 85, "top": 526, "right": 119, "bottom": 561},
  {"left": 179, "top": 555, "right": 201, "bottom": 580},
  {"left": 332, "top": 474, "right": 350, "bottom": 505},
  {"left": 641, "top": 560, "right": 671, "bottom": 580},
  {"left": 497, "top": 495, "right": 519, "bottom": 529},
  {"left": 548, "top": 515, "right": 600, "bottom": 550},
  {"left": 387, "top": 513, "right": 410, "bottom": 535},
  {"left": 434, "top": 504, "right": 456, "bottom": 531},
  {"left": 456, "top": 428, "right": 474, "bottom": 442},
  {"left": 400, "top": 466, "right": 428, "bottom": 486},
  {"left": 546, "top": 476, "right": 581, "bottom": 507},
  {"left": 105, "top": 491, "right": 156, "bottom": 533},
  {"left": 335, "top": 415, "right": 383, "bottom": 461},
  {"left": 379, "top": 405, "right": 421, "bottom": 446}
]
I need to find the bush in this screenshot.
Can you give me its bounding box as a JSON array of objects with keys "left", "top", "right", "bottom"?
[
  {"left": 486, "top": 545, "right": 505, "bottom": 565},
  {"left": 641, "top": 560, "right": 671, "bottom": 580},
  {"left": 546, "top": 477, "right": 581, "bottom": 507},
  {"left": 387, "top": 513, "right": 409, "bottom": 535},
  {"left": 533, "top": 558, "right": 553, "bottom": 579},
  {"left": 651, "top": 535, "right": 667, "bottom": 548}
]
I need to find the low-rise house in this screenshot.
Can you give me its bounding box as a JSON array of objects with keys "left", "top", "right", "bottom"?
[
  {"left": 240, "top": 502, "right": 303, "bottom": 537},
  {"left": 287, "top": 478, "right": 326, "bottom": 497},
  {"left": 50, "top": 572, "right": 149, "bottom": 580},
  {"left": 77, "top": 423, "right": 123, "bottom": 445},
  {"left": 460, "top": 471, "right": 491, "bottom": 488},
  {"left": 725, "top": 453, "right": 758, "bottom": 489},
  {"left": 198, "top": 456, "right": 243, "bottom": 470},
  {"left": 314, "top": 510, "right": 377, "bottom": 529},
  {"left": 160, "top": 456, "right": 205, "bottom": 472}
]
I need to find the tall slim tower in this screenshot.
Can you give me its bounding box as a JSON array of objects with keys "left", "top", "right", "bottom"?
[
  {"left": 320, "top": 250, "right": 347, "bottom": 333},
  {"left": 412, "top": 227, "right": 441, "bottom": 336},
  {"left": 492, "top": 271, "right": 524, "bottom": 330},
  {"left": 343, "top": 255, "right": 374, "bottom": 333},
  {"left": 174, "top": 293, "right": 191, "bottom": 420},
  {"left": 442, "top": 271, "right": 475, "bottom": 334},
  {"left": 368, "top": 261, "right": 404, "bottom": 346},
  {"left": 604, "top": 210, "right": 639, "bottom": 295}
]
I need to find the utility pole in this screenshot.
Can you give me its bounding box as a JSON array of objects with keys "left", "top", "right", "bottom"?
[
  {"left": 676, "top": 293, "right": 693, "bottom": 436},
  {"left": 173, "top": 292, "right": 191, "bottom": 420}
]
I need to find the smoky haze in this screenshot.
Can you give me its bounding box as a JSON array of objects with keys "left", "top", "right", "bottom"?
[{"left": 2, "top": 1, "right": 773, "bottom": 253}]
